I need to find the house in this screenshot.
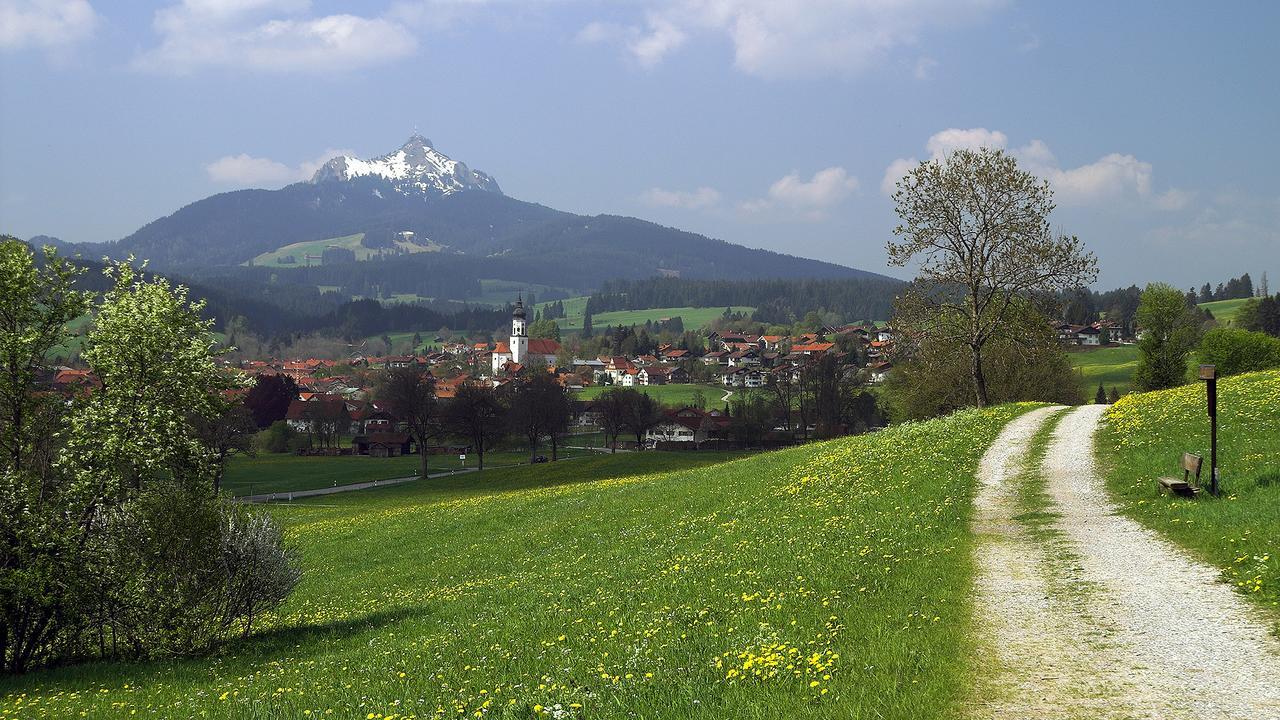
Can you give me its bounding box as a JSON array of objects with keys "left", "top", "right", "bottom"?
[
  {"left": 1076, "top": 325, "right": 1103, "bottom": 346},
  {"left": 722, "top": 367, "right": 765, "bottom": 388},
  {"left": 285, "top": 397, "right": 351, "bottom": 434},
  {"left": 667, "top": 366, "right": 690, "bottom": 384},
  {"left": 662, "top": 348, "right": 690, "bottom": 361},
  {"left": 791, "top": 342, "right": 836, "bottom": 356},
  {"left": 352, "top": 432, "right": 413, "bottom": 457},
  {"left": 645, "top": 406, "right": 731, "bottom": 445},
  {"left": 727, "top": 350, "right": 761, "bottom": 367},
  {"left": 867, "top": 361, "right": 893, "bottom": 384},
  {"left": 701, "top": 351, "right": 730, "bottom": 366},
  {"left": 619, "top": 368, "right": 639, "bottom": 387},
  {"left": 637, "top": 367, "right": 670, "bottom": 386}
]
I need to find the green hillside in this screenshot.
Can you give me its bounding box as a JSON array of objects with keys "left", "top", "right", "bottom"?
[
  {"left": 1198, "top": 297, "right": 1251, "bottom": 326},
  {"left": 1099, "top": 369, "right": 1280, "bottom": 611},
  {"left": 247, "top": 233, "right": 445, "bottom": 268},
  {"left": 0, "top": 404, "right": 1033, "bottom": 719},
  {"left": 535, "top": 302, "right": 755, "bottom": 332},
  {"left": 1068, "top": 344, "right": 1140, "bottom": 396},
  {"left": 575, "top": 382, "right": 728, "bottom": 406}
]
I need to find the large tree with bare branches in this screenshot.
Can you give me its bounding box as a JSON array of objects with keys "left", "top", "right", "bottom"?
[{"left": 887, "top": 147, "right": 1097, "bottom": 407}]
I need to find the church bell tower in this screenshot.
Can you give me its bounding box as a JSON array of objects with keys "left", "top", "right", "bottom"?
[{"left": 510, "top": 295, "right": 528, "bottom": 364}]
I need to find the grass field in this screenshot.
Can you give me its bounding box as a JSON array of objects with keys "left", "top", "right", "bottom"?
[
  {"left": 247, "top": 233, "right": 445, "bottom": 268},
  {"left": 1198, "top": 297, "right": 1251, "bottom": 326},
  {"left": 223, "top": 445, "right": 602, "bottom": 497},
  {"left": 534, "top": 301, "right": 755, "bottom": 332},
  {"left": 575, "top": 382, "right": 729, "bottom": 406},
  {"left": 1068, "top": 344, "right": 1140, "bottom": 396},
  {"left": 1098, "top": 369, "right": 1280, "bottom": 613},
  {"left": 1, "top": 404, "right": 1033, "bottom": 719}
]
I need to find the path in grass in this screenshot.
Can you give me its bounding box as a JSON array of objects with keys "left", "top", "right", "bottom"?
[{"left": 971, "top": 404, "right": 1280, "bottom": 719}]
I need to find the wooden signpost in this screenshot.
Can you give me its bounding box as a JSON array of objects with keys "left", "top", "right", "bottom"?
[{"left": 1199, "top": 364, "right": 1219, "bottom": 496}]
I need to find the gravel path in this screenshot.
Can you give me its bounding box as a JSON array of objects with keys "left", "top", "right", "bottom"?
[{"left": 970, "top": 404, "right": 1280, "bottom": 719}]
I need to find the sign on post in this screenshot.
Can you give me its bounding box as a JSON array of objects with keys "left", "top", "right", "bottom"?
[{"left": 1199, "top": 364, "right": 1219, "bottom": 496}]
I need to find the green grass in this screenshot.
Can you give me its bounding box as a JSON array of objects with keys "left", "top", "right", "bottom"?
[
  {"left": 1098, "top": 369, "right": 1280, "bottom": 616},
  {"left": 247, "top": 233, "right": 445, "bottom": 268},
  {"left": 1068, "top": 344, "right": 1139, "bottom": 396},
  {"left": 0, "top": 404, "right": 1034, "bottom": 719},
  {"left": 223, "top": 447, "right": 601, "bottom": 497},
  {"left": 473, "top": 280, "right": 578, "bottom": 307},
  {"left": 1199, "top": 297, "right": 1251, "bottom": 326},
  {"left": 575, "top": 383, "right": 728, "bottom": 407}
]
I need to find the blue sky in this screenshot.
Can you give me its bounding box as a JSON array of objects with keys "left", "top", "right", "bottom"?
[{"left": 1, "top": 0, "right": 1276, "bottom": 288}]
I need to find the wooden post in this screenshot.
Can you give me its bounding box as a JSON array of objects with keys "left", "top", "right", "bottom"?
[{"left": 1199, "top": 364, "right": 1218, "bottom": 496}]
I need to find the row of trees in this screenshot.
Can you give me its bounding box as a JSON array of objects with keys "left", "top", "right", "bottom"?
[{"left": 1, "top": 239, "right": 300, "bottom": 673}]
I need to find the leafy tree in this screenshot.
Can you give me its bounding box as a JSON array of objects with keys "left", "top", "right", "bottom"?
[
  {"left": 886, "top": 147, "right": 1097, "bottom": 407},
  {"left": 444, "top": 382, "right": 505, "bottom": 469},
  {"left": 1133, "top": 283, "right": 1203, "bottom": 391},
  {"left": 243, "top": 373, "right": 299, "bottom": 428},
  {"left": 259, "top": 420, "right": 297, "bottom": 453},
  {"left": 377, "top": 366, "right": 442, "bottom": 479},
  {"left": 1196, "top": 328, "right": 1280, "bottom": 376},
  {"left": 528, "top": 318, "right": 561, "bottom": 341}
]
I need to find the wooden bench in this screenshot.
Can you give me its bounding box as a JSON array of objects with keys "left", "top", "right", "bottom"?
[{"left": 1158, "top": 453, "right": 1203, "bottom": 497}]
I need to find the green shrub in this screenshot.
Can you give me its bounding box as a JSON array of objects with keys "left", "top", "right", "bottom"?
[
  {"left": 1197, "top": 327, "right": 1280, "bottom": 377},
  {"left": 258, "top": 420, "right": 298, "bottom": 454}
]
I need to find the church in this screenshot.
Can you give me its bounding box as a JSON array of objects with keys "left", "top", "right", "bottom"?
[{"left": 490, "top": 296, "right": 562, "bottom": 374}]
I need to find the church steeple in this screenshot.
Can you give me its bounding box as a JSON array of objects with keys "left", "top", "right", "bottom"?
[{"left": 512, "top": 295, "right": 527, "bottom": 337}]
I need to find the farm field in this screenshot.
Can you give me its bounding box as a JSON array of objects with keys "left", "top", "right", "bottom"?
[
  {"left": 1198, "top": 297, "right": 1251, "bottom": 326},
  {"left": 575, "top": 382, "right": 729, "bottom": 406},
  {"left": 1097, "top": 369, "right": 1280, "bottom": 613},
  {"left": 222, "top": 445, "right": 602, "bottom": 497},
  {"left": 0, "top": 404, "right": 1033, "bottom": 719},
  {"left": 247, "top": 233, "right": 444, "bottom": 268},
  {"left": 1068, "top": 344, "right": 1140, "bottom": 396}
]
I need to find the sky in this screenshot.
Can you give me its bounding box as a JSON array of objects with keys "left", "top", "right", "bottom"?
[{"left": 1, "top": 0, "right": 1277, "bottom": 289}]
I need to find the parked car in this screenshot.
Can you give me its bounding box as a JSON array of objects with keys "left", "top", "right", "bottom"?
[{"left": 532, "top": 455, "right": 549, "bottom": 464}]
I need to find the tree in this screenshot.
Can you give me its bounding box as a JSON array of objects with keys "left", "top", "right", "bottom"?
[
  {"left": 765, "top": 368, "right": 797, "bottom": 433},
  {"left": 1133, "top": 283, "right": 1203, "bottom": 391},
  {"left": 597, "top": 387, "right": 630, "bottom": 452},
  {"left": 582, "top": 310, "right": 593, "bottom": 338},
  {"left": 243, "top": 373, "right": 299, "bottom": 428},
  {"left": 1095, "top": 383, "right": 1107, "bottom": 404},
  {"left": 887, "top": 147, "right": 1098, "bottom": 407},
  {"left": 64, "top": 259, "right": 241, "bottom": 494},
  {"left": 504, "top": 372, "right": 572, "bottom": 462},
  {"left": 192, "top": 403, "right": 257, "bottom": 493},
  {"left": 1196, "top": 328, "right": 1280, "bottom": 376},
  {"left": 377, "top": 366, "right": 442, "bottom": 479},
  {"left": 444, "top": 382, "right": 505, "bottom": 470},
  {"left": 620, "top": 390, "right": 662, "bottom": 450},
  {"left": 1107, "top": 387, "right": 1121, "bottom": 403}
]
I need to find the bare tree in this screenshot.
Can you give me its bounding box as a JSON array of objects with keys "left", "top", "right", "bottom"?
[
  {"left": 443, "top": 382, "right": 505, "bottom": 470},
  {"left": 503, "top": 372, "right": 572, "bottom": 462},
  {"left": 887, "top": 147, "right": 1097, "bottom": 407},
  {"left": 377, "top": 366, "right": 442, "bottom": 479},
  {"left": 597, "top": 388, "right": 629, "bottom": 453}
]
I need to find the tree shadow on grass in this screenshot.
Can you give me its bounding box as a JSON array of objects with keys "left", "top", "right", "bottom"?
[{"left": 0, "top": 605, "right": 431, "bottom": 692}]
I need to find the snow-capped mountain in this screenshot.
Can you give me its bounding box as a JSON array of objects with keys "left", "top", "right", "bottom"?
[{"left": 310, "top": 135, "right": 502, "bottom": 197}]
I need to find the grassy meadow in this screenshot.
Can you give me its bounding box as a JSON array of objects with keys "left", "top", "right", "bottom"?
[
  {"left": 1097, "top": 369, "right": 1280, "bottom": 613},
  {"left": 248, "top": 233, "right": 445, "bottom": 268},
  {"left": 223, "top": 444, "right": 605, "bottom": 497},
  {"left": 1198, "top": 297, "right": 1251, "bottom": 326},
  {"left": 1, "top": 404, "right": 1033, "bottom": 719},
  {"left": 575, "top": 383, "right": 729, "bottom": 406},
  {"left": 1068, "top": 344, "right": 1140, "bottom": 396}
]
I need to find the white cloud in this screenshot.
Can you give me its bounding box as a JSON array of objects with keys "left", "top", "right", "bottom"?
[
  {"left": 206, "top": 147, "right": 355, "bottom": 186},
  {"left": 135, "top": 0, "right": 417, "bottom": 73},
  {"left": 742, "top": 166, "right": 858, "bottom": 219},
  {"left": 640, "top": 186, "right": 721, "bottom": 210},
  {"left": 0, "top": 0, "right": 96, "bottom": 50},
  {"left": 581, "top": 0, "right": 1006, "bottom": 78},
  {"left": 881, "top": 128, "right": 1189, "bottom": 210},
  {"left": 913, "top": 55, "right": 937, "bottom": 80}
]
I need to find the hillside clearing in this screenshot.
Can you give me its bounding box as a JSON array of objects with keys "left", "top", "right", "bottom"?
[
  {"left": 0, "top": 405, "right": 1030, "bottom": 719},
  {"left": 247, "top": 233, "right": 446, "bottom": 268},
  {"left": 1068, "top": 344, "right": 1139, "bottom": 396},
  {"left": 574, "top": 383, "right": 727, "bottom": 406},
  {"left": 1198, "top": 297, "right": 1251, "bottom": 326}
]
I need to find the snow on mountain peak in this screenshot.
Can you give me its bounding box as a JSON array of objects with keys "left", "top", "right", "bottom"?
[{"left": 310, "top": 135, "right": 502, "bottom": 197}]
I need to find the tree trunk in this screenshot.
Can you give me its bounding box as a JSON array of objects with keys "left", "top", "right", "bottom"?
[
  {"left": 551, "top": 434, "right": 558, "bottom": 461},
  {"left": 970, "top": 343, "right": 990, "bottom": 408},
  {"left": 419, "top": 437, "right": 429, "bottom": 479}
]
